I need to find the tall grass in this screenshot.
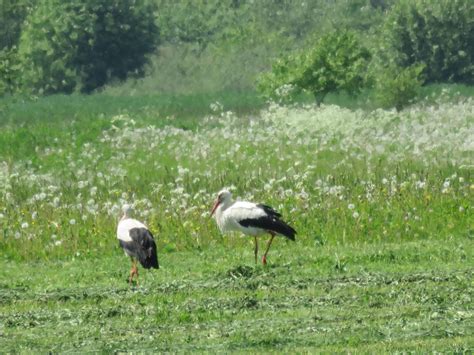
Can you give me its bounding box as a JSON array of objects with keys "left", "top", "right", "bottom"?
[
  {"left": 0, "top": 91, "right": 264, "bottom": 128},
  {"left": 0, "top": 91, "right": 471, "bottom": 261}
]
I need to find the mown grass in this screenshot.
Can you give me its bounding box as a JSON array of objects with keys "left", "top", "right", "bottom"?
[{"left": 1, "top": 238, "right": 472, "bottom": 352}]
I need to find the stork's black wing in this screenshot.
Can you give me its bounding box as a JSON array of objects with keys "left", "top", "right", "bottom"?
[
  {"left": 120, "top": 228, "right": 159, "bottom": 269},
  {"left": 239, "top": 204, "right": 296, "bottom": 240}
]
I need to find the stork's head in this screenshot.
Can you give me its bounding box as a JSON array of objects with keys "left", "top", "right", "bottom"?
[
  {"left": 121, "top": 204, "right": 133, "bottom": 218},
  {"left": 210, "top": 189, "right": 232, "bottom": 216}
]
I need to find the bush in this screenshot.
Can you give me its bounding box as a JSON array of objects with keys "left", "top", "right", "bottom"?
[
  {"left": 374, "top": 64, "right": 425, "bottom": 111},
  {"left": 257, "top": 31, "right": 371, "bottom": 105},
  {"left": 18, "top": 0, "right": 159, "bottom": 94},
  {"left": 0, "top": 47, "right": 22, "bottom": 96},
  {"left": 0, "top": 0, "right": 34, "bottom": 50},
  {"left": 256, "top": 53, "right": 303, "bottom": 103},
  {"left": 383, "top": 0, "right": 474, "bottom": 84}
]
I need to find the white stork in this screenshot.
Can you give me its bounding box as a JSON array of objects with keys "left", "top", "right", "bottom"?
[
  {"left": 210, "top": 189, "right": 296, "bottom": 265},
  {"left": 117, "top": 204, "right": 159, "bottom": 285}
]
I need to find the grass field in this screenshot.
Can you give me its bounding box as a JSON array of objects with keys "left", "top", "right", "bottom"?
[
  {"left": 1, "top": 240, "right": 472, "bottom": 352},
  {"left": 0, "top": 90, "right": 472, "bottom": 351}
]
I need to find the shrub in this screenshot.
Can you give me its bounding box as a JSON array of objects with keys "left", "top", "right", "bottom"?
[
  {"left": 374, "top": 64, "right": 425, "bottom": 111},
  {"left": 383, "top": 0, "right": 474, "bottom": 84},
  {"left": 0, "top": 0, "right": 34, "bottom": 50},
  {"left": 0, "top": 47, "right": 22, "bottom": 96},
  {"left": 256, "top": 53, "right": 303, "bottom": 103},
  {"left": 257, "top": 31, "right": 371, "bottom": 105},
  {"left": 18, "top": 0, "right": 159, "bottom": 94}
]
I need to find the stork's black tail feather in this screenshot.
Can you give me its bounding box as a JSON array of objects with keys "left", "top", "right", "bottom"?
[
  {"left": 129, "top": 228, "right": 159, "bottom": 269},
  {"left": 271, "top": 219, "right": 297, "bottom": 240},
  {"left": 138, "top": 243, "right": 159, "bottom": 269}
]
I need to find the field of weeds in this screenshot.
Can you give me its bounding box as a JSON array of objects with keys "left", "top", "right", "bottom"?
[{"left": 0, "top": 94, "right": 472, "bottom": 351}]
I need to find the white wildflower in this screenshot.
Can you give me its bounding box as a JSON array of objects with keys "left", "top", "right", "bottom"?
[
  {"left": 415, "top": 181, "right": 426, "bottom": 189},
  {"left": 442, "top": 180, "right": 451, "bottom": 193}
]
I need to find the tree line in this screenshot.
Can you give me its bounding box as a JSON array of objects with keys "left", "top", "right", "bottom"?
[{"left": 0, "top": 0, "right": 472, "bottom": 109}]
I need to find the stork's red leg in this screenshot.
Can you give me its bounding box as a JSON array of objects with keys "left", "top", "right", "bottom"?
[
  {"left": 254, "top": 236, "right": 259, "bottom": 264},
  {"left": 262, "top": 232, "right": 275, "bottom": 265},
  {"left": 134, "top": 260, "right": 139, "bottom": 286},
  {"left": 128, "top": 258, "right": 140, "bottom": 286},
  {"left": 129, "top": 257, "right": 135, "bottom": 285}
]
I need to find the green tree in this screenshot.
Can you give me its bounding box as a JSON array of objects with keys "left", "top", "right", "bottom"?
[
  {"left": 258, "top": 31, "right": 371, "bottom": 105},
  {"left": 383, "top": 0, "right": 473, "bottom": 84},
  {"left": 0, "top": 0, "right": 34, "bottom": 50},
  {"left": 374, "top": 64, "right": 425, "bottom": 111},
  {"left": 18, "top": 0, "right": 159, "bottom": 94},
  {"left": 0, "top": 0, "right": 34, "bottom": 95},
  {"left": 0, "top": 47, "right": 22, "bottom": 95}
]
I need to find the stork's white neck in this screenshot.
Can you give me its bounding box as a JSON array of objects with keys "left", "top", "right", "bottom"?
[
  {"left": 120, "top": 214, "right": 131, "bottom": 222},
  {"left": 214, "top": 198, "right": 233, "bottom": 231}
]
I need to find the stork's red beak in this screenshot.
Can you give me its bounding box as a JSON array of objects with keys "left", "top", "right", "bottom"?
[{"left": 210, "top": 199, "right": 220, "bottom": 217}]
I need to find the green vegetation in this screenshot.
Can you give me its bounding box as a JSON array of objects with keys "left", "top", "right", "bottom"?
[
  {"left": 258, "top": 31, "right": 371, "bottom": 104},
  {"left": 1, "top": 240, "right": 472, "bottom": 352},
  {"left": 383, "top": 0, "right": 474, "bottom": 84},
  {"left": 0, "top": 0, "right": 472, "bottom": 352},
  {"left": 0, "top": 88, "right": 472, "bottom": 350},
  {"left": 0, "top": 0, "right": 33, "bottom": 50},
  {"left": 374, "top": 64, "right": 425, "bottom": 110},
  {"left": 2, "top": 0, "right": 472, "bottom": 107},
  {"left": 17, "top": 0, "right": 159, "bottom": 94}
]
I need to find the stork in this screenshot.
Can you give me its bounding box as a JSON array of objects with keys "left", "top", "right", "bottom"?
[
  {"left": 117, "top": 204, "right": 159, "bottom": 285},
  {"left": 210, "top": 189, "right": 296, "bottom": 265}
]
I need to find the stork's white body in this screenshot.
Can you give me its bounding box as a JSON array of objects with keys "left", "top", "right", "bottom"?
[
  {"left": 214, "top": 200, "right": 268, "bottom": 236},
  {"left": 117, "top": 217, "right": 148, "bottom": 244}
]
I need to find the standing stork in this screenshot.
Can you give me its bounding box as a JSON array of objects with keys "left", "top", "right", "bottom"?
[
  {"left": 210, "top": 189, "right": 296, "bottom": 265},
  {"left": 117, "top": 204, "right": 159, "bottom": 285}
]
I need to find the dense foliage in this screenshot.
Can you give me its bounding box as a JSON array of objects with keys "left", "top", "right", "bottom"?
[
  {"left": 383, "top": 0, "right": 474, "bottom": 84},
  {"left": 0, "top": 0, "right": 33, "bottom": 50},
  {"left": 0, "top": 0, "right": 472, "bottom": 110},
  {"left": 258, "top": 31, "right": 371, "bottom": 104},
  {"left": 0, "top": 47, "right": 21, "bottom": 96},
  {"left": 17, "top": 0, "right": 159, "bottom": 94},
  {"left": 0, "top": 0, "right": 34, "bottom": 95},
  {"left": 374, "top": 64, "right": 425, "bottom": 111}
]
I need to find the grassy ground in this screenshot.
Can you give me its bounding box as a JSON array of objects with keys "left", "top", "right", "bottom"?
[
  {"left": 0, "top": 91, "right": 264, "bottom": 128},
  {"left": 1, "top": 238, "right": 472, "bottom": 352},
  {"left": 0, "top": 89, "right": 472, "bottom": 351}
]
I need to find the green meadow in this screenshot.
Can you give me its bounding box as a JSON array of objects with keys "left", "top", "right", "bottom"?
[
  {"left": 1, "top": 0, "right": 473, "bottom": 351},
  {"left": 1, "top": 241, "right": 472, "bottom": 352},
  {"left": 0, "top": 89, "right": 472, "bottom": 352}
]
